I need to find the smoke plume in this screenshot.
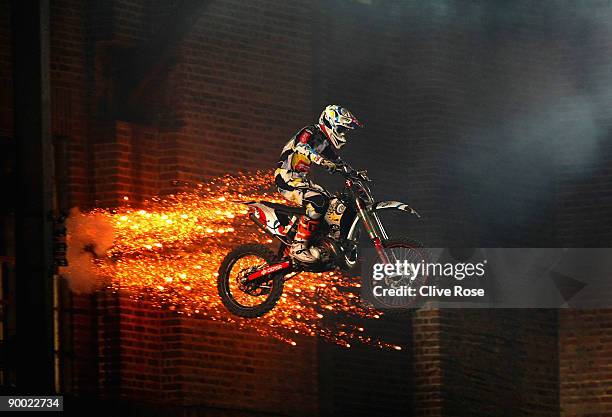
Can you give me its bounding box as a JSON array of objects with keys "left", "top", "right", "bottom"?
[{"left": 61, "top": 207, "right": 115, "bottom": 293}]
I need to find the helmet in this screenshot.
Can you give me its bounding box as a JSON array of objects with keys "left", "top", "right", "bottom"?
[{"left": 318, "top": 104, "right": 363, "bottom": 149}]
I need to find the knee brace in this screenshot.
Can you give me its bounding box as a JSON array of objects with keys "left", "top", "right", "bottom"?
[{"left": 304, "top": 193, "right": 329, "bottom": 220}]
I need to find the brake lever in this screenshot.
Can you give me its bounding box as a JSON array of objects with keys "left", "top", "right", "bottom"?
[
  {"left": 336, "top": 163, "right": 370, "bottom": 181},
  {"left": 357, "top": 170, "right": 371, "bottom": 182},
  {"left": 336, "top": 164, "right": 351, "bottom": 175}
]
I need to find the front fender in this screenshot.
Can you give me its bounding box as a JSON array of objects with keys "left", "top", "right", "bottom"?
[
  {"left": 346, "top": 200, "right": 420, "bottom": 241},
  {"left": 371, "top": 200, "right": 421, "bottom": 218}
]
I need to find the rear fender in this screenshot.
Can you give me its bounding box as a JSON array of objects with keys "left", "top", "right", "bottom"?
[{"left": 247, "top": 202, "right": 297, "bottom": 237}]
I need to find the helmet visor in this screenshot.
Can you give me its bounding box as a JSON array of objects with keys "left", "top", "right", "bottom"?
[{"left": 336, "top": 125, "right": 349, "bottom": 135}]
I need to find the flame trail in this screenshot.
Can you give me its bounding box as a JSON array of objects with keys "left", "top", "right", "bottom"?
[{"left": 63, "top": 171, "right": 403, "bottom": 349}]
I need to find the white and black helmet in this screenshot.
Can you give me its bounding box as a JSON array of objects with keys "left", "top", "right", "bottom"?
[{"left": 319, "top": 104, "right": 363, "bottom": 149}]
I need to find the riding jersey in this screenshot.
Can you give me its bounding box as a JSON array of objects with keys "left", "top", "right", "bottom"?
[{"left": 275, "top": 124, "right": 340, "bottom": 191}]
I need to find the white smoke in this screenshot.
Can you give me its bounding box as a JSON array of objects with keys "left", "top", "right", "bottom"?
[{"left": 61, "top": 207, "right": 115, "bottom": 293}]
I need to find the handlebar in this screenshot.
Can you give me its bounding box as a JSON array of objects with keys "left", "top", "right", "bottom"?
[{"left": 336, "top": 163, "right": 371, "bottom": 182}]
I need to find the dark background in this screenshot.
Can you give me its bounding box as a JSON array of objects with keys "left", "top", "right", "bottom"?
[{"left": 1, "top": 0, "right": 611, "bottom": 416}]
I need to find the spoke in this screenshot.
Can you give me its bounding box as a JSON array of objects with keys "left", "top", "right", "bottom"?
[
  {"left": 374, "top": 243, "right": 427, "bottom": 309},
  {"left": 228, "top": 255, "right": 273, "bottom": 308}
]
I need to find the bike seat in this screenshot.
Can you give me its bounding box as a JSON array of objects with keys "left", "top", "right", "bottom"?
[{"left": 261, "top": 201, "right": 304, "bottom": 215}]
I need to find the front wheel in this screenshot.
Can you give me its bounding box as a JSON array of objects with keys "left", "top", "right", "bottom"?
[
  {"left": 217, "top": 244, "right": 285, "bottom": 318},
  {"left": 362, "top": 237, "right": 428, "bottom": 311}
]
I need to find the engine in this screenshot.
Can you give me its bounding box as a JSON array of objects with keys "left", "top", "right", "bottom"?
[
  {"left": 315, "top": 237, "right": 341, "bottom": 265},
  {"left": 310, "top": 236, "right": 357, "bottom": 271}
]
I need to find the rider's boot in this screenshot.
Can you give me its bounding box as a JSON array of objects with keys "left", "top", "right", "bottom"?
[{"left": 289, "top": 216, "right": 320, "bottom": 264}]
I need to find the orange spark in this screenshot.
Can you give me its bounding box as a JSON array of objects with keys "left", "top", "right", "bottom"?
[{"left": 75, "top": 171, "right": 402, "bottom": 349}]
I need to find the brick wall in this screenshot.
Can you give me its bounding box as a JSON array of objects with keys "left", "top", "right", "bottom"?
[
  {"left": 67, "top": 1, "right": 324, "bottom": 415},
  {"left": 440, "top": 310, "right": 559, "bottom": 417},
  {"left": 317, "top": 315, "right": 413, "bottom": 417},
  {"left": 93, "top": 121, "right": 161, "bottom": 205},
  {"left": 86, "top": 0, "right": 317, "bottom": 203},
  {"left": 412, "top": 309, "right": 444, "bottom": 417},
  {"left": 96, "top": 293, "right": 318, "bottom": 416},
  {"left": 170, "top": 0, "right": 315, "bottom": 180},
  {"left": 67, "top": 292, "right": 99, "bottom": 397},
  {"left": 410, "top": 309, "right": 560, "bottom": 417},
  {"left": 50, "top": 0, "right": 90, "bottom": 207},
  {"left": 560, "top": 310, "right": 612, "bottom": 417},
  {"left": 47, "top": 0, "right": 99, "bottom": 400}
]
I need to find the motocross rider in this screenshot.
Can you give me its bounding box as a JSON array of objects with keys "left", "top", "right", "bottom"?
[{"left": 275, "top": 105, "right": 363, "bottom": 263}]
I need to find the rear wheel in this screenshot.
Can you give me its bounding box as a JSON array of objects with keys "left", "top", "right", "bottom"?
[{"left": 217, "top": 244, "right": 285, "bottom": 318}]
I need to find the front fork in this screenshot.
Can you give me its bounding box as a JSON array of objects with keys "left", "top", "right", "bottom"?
[{"left": 355, "top": 198, "right": 392, "bottom": 265}]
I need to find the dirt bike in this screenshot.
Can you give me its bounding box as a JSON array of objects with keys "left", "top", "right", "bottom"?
[{"left": 217, "top": 163, "right": 424, "bottom": 317}]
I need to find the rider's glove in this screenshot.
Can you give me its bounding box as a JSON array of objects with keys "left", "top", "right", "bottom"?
[{"left": 321, "top": 159, "right": 337, "bottom": 172}]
